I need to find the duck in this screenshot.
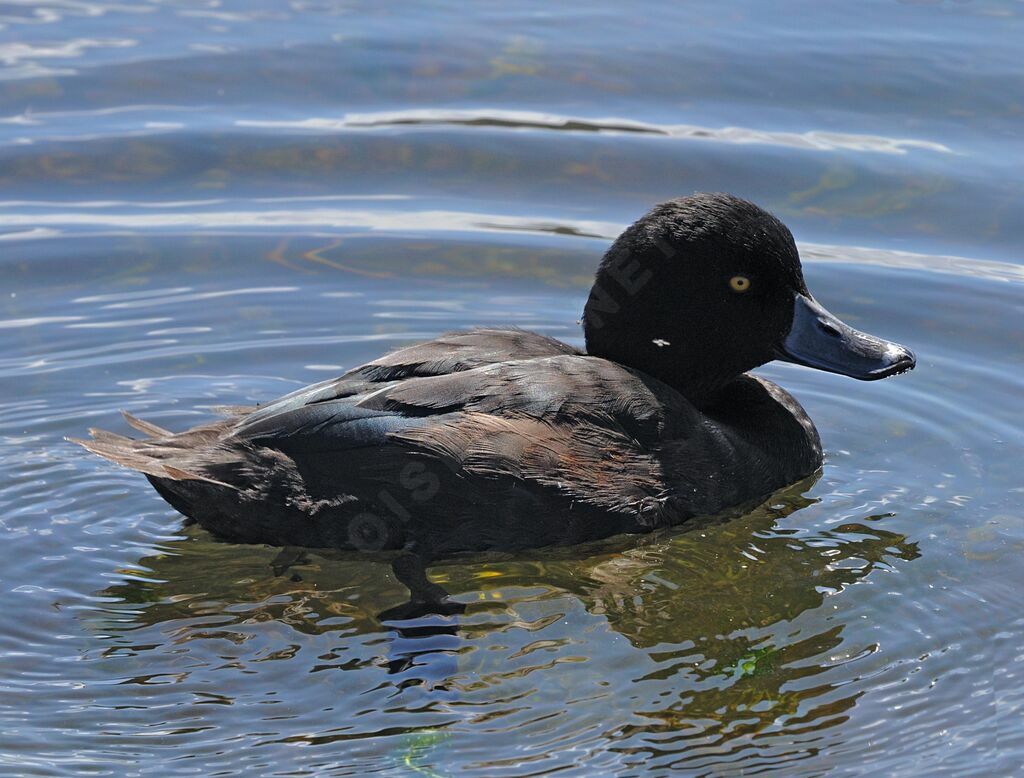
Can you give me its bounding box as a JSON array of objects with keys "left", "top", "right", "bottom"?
[{"left": 71, "top": 193, "right": 915, "bottom": 620}]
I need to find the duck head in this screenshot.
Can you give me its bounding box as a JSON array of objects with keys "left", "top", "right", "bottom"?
[{"left": 582, "top": 193, "right": 915, "bottom": 401}]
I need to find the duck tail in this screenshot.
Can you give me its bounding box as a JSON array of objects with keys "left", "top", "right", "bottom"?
[
  {"left": 67, "top": 417, "right": 237, "bottom": 490},
  {"left": 121, "top": 410, "right": 172, "bottom": 438}
]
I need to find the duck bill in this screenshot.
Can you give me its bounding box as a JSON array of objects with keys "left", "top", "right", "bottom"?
[{"left": 774, "top": 293, "right": 916, "bottom": 380}]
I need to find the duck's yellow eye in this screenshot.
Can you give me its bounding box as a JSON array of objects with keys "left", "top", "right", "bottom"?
[{"left": 729, "top": 275, "right": 751, "bottom": 293}]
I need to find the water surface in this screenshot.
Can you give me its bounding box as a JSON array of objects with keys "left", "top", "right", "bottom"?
[{"left": 1, "top": 2, "right": 1022, "bottom": 775}]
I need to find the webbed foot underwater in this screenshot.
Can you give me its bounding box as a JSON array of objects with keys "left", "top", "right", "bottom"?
[{"left": 70, "top": 193, "right": 915, "bottom": 620}]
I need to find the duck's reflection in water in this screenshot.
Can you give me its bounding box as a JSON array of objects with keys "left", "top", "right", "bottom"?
[{"left": 94, "top": 478, "right": 919, "bottom": 749}]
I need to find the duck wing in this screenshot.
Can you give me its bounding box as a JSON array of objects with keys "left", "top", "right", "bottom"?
[
  {"left": 228, "top": 352, "right": 690, "bottom": 553},
  {"left": 232, "top": 328, "right": 578, "bottom": 437}
]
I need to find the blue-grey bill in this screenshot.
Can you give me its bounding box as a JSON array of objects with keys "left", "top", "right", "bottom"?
[{"left": 774, "top": 293, "right": 916, "bottom": 380}]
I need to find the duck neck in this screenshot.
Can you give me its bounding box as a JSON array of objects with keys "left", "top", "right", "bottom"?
[{"left": 584, "top": 336, "right": 740, "bottom": 408}]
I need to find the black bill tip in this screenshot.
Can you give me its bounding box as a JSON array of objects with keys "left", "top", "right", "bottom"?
[{"left": 857, "top": 342, "right": 916, "bottom": 380}]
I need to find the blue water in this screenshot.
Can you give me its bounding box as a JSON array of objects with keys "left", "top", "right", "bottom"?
[{"left": 1, "top": 2, "right": 1022, "bottom": 775}]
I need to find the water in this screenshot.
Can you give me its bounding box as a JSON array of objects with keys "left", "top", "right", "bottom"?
[{"left": 1, "top": 1, "right": 1022, "bottom": 775}]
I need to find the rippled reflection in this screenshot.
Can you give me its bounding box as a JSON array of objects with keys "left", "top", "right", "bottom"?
[
  {"left": 82, "top": 480, "right": 919, "bottom": 767},
  {"left": 239, "top": 109, "right": 953, "bottom": 155}
]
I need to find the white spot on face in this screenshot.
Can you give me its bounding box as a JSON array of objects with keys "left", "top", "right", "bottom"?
[{"left": 652, "top": 338, "right": 671, "bottom": 348}]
